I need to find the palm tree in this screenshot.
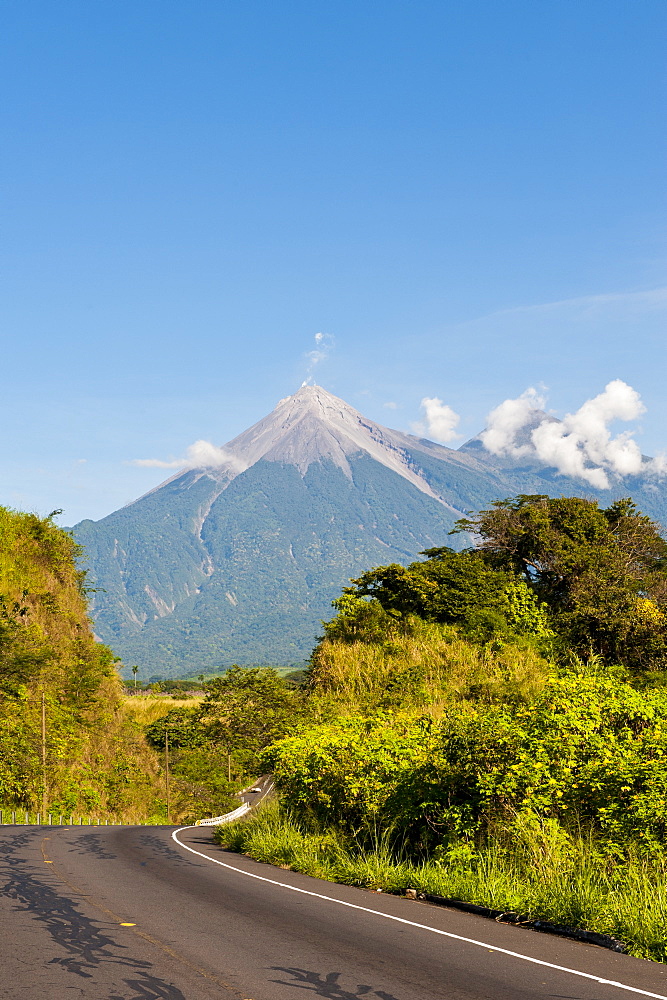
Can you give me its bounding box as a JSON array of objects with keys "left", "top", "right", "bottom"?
[{"left": 132, "top": 665, "right": 139, "bottom": 690}]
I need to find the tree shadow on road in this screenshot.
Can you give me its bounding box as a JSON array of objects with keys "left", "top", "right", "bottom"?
[
  {"left": 66, "top": 831, "right": 118, "bottom": 860},
  {"left": 270, "top": 966, "right": 402, "bottom": 1000},
  {"left": 0, "top": 830, "right": 188, "bottom": 999}
]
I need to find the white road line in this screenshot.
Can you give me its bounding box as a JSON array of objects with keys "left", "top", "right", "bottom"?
[{"left": 171, "top": 826, "right": 667, "bottom": 1000}]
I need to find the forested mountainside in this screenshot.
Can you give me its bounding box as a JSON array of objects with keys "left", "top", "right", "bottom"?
[
  {"left": 73, "top": 386, "right": 667, "bottom": 677},
  {"left": 0, "top": 506, "right": 161, "bottom": 818}
]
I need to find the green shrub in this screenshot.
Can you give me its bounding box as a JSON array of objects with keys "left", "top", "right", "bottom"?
[{"left": 265, "top": 667, "right": 667, "bottom": 855}]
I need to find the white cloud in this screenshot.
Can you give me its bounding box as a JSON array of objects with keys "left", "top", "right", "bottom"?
[
  {"left": 480, "top": 387, "right": 546, "bottom": 457},
  {"left": 481, "top": 380, "right": 650, "bottom": 488},
  {"left": 383, "top": 401, "right": 398, "bottom": 410},
  {"left": 131, "top": 440, "right": 246, "bottom": 472},
  {"left": 412, "top": 397, "right": 461, "bottom": 444}
]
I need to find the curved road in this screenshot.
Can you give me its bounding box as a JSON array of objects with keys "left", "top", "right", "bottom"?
[{"left": 2, "top": 824, "right": 667, "bottom": 1000}]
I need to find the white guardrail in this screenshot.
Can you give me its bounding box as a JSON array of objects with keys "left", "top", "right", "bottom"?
[{"left": 196, "top": 802, "right": 251, "bottom": 827}]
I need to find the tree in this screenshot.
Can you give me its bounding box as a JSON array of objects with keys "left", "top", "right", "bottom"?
[
  {"left": 132, "top": 665, "right": 138, "bottom": 690},
  {"left": 454, "top": 495, "right": 667, "bottom": 669},
  {"left": 197, "top": 666, "right": 304, "bottom": 766},
  {"left": 340, "top": 547, "right": 551, "bottom": 643}
]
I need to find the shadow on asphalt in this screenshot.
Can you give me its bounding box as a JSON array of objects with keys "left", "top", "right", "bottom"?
[
  {"left": 137, "top": 833, "right": 203, "bottom": 867},
  {"left": 186, "top": 834, "right": 219, "bottom": 846},
  {"left": 66, "top": 832, "right": 118, "bottom": 860},
  {"left": 270, "top": 966, "right": 402, "bottom": 999},
  {"left": 0, "top": 830, "right": 187, "bottom": 999}
]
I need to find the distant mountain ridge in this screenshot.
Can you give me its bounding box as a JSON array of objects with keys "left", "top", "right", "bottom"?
[{"left": 73, "top": 386, "right": 667, "bottom": 677}]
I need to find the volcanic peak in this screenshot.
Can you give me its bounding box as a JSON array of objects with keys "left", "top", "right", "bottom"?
[{"left": 216, "top": 384, "right": 446, "bottom": 502}]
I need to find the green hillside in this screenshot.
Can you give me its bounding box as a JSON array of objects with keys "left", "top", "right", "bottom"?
[{"left": 0, "top": 506, "right": 162, "bottom": 818}]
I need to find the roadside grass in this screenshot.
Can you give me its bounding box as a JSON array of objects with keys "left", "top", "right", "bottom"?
[
  {"left": 121, "top": 696, "right": 203, "bottom": 727},
  {"left": 215, "top": 802, "right": 667, "bottom": 963}
]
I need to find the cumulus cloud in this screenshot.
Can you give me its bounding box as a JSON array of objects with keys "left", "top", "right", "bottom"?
[
  {"left": 131, "top": 440, "right": 246, "bottom": 472},
  {"left": 412, "top": 397, "right": 461, "bottom": 444},
  {"left": 480, "top": 387, "right": 547, "bottom": 457},
  {"left": 302, "top": 331, "right": 335, "bottom": 385},
  {"left": 481, "top": 380, "right": 649, "bottom": 488}
]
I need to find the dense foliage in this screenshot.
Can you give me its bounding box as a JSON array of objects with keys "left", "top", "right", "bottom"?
[
  {"left": 144, "top": 666, "right": 305, "bottom": 820},
  {"left": 456, "top": 495, "right": 667, "bottom": 670},
  {"left": 262, "top": 496, "right": 667, "bottom": 861},
  {"left": 266, "top": 668, "right": 667, "bottom": 856},
  {"left": 0, "top": 506, "right": 161, "bottom": 818},
  {"left": 330, "top": 546, "right": 552, "bottom": 644}
]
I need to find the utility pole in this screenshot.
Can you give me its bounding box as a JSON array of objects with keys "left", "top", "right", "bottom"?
[
  {"left": 165, "top": 726, "right": 170, "bottom": 824},
  {"left": 41, "top": 691, "right": 47, "bottom": 824}
]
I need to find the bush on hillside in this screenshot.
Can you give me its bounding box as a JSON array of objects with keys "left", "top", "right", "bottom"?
[
  {"left": 265, "top": 667, "right": 667, "bottom": 856},
  {"left": 332, "top": 547, "right": 552, "bottom": 645}
]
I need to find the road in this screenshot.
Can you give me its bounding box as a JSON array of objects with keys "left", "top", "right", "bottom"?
[
  {"left": 240, "top": 775, "right": 275, "bottom": 810},
  {"left": 2, "top": 823, "right": 667, "bottom": 1000}
]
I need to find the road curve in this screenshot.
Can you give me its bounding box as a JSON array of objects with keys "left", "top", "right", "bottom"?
[
  {"left": 240, "top": 775, "right": 275, "bottom": 807},
  {"left": 2, "top": 823, "right": 667, "bottom": 1000}
]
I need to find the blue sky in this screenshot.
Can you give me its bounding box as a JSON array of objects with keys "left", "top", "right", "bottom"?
[{"left": 2, "top": 1, "right": 665, "bottom": 524}]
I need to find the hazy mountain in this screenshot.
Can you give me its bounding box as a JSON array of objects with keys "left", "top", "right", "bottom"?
[{"left": 73, "top": 386, "right": 667, "bottom": 678}]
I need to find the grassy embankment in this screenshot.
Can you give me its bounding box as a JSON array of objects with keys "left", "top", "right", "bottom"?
[
  {"left": 217, "top": 802, "right": 667, "bottom": 962},
  {"left": 214, "top": 624, "right": 667, "bottom": 962}
]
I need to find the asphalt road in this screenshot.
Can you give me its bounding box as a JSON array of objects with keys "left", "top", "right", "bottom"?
[
  {"left": 239, "top": 775, "right": 275, "bottom": 810},
  {"left": 3, "top": 823, "right": 667, "bottom": 1000}
]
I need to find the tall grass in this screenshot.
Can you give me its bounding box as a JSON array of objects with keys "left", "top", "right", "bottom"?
[
  {"left": 308, "top": 625, "right": 549, "bottom": 715},
  {"left": 120, "top": 696, "right": 203, "bottom": 726},
  {"left": 216, "top": 802, "right": 667, "bottom": 962}
]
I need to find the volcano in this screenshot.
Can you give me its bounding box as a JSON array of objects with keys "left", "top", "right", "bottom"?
[{"left": 73, "top": 385, "right": 667, "bottom": 677}]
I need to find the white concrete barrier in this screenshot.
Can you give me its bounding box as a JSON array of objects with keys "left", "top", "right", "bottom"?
[{"left": 196, "top": 802, "right": 251, "bottom": 827}]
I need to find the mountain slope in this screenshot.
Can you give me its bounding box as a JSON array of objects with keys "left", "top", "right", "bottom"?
[{"left": 73, "top": 386, "right": 667, "bottom": 677}]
